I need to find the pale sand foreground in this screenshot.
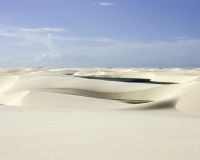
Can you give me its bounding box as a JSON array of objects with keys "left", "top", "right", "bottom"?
[{"left": 0, "top": 68, "right": 200, "bottom": 160}]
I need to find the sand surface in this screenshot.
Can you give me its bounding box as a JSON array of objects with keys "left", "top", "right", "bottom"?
[{"left": 0, "top": 68, "right": 200, "bottom": 160}]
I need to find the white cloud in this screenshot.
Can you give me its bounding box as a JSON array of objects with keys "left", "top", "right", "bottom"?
[
  {"left": 16, "top": 28, "right": 65, "bottom": 33},
  {"left": 47, "top": 33, "right": 52, "bottom": 37},
  {"left": 178, "top": 36, "right": 188, "bottom": 40},
  {"left": 0, "top": 27, "right": 79, "bottom": 41},
  {"left": 92, "top": 3, "right": 97, "bottom": 5},
  {"left": 92, "top": 37, "right": 118, "bottom": 43},
  {"left": 34, "top": 53, "right": 48, "bottom": 62},
  {"left": 99, "top": 2, "right": 114, "bottom": 6},
  {"left": 0, "top": 32, "right": 18, "bottom": 37}
]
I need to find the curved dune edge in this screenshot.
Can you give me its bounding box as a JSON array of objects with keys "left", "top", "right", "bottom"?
[
  {"left": 7, "top": 75, "right": 162, "bottom": 93},
  {"left": 176, "top": 90, "right": 200, "bottom": 113},
  {"left": 60, "top": 82, "right": 194, "bottom": 101},
  {"left": 0, "top": 91, "right": 30, "bottom": 106},
  {"left": 0, "top": 75, "right": 19, "bottom": 93},
  {"left": 20, "top": 91, "right": 129, "bottom": 110}
]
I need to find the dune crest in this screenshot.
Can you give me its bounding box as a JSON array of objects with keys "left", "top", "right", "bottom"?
[
  {"left": 0, "top": 91, "right": 30, "bottom": 106},
  {"left": 0, "top": 75, "right": 19, "bottom": 93}
]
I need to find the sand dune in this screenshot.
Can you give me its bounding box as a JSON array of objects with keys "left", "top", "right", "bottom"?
[
  {"left": 0, "top": 68, "right": 200, "bottom": 160},
  {"left": 0, "top": 75, "right": 19, "bottom": 93},
  {"left": 1, "top": 67, "right": 200, "bottom": 112},
  {"left": 176, "top": 90, "right": 200, "bottom": 112},
  {"left": 0, "top": 91, "right": 29, "bottom": 106}
]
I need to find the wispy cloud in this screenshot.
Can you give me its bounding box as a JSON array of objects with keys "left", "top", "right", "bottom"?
[
  {"left": 0, "top": 25, "right": 200, "bottom": 67},
  {"left": 0, "top": 26, "right": 69, "bottom": 60},
  {"left": 92, "top": 37, "right": 118, "bottom": 43},
  {"left": 16, "top": 28, "right": 66, "bottom": 33},
  {"left": 99, "top": 2, "right": 114, "bottom": 6},
  {"left": 33, "top": 53, "right": 48, "bottom": 62},
  {"left": 0, "top": 27, "right": 78, "bottom": 41}
]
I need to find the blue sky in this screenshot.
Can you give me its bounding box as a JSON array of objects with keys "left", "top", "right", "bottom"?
[{"left": 0, "top": 0, "right": 200, "bottom": 67}]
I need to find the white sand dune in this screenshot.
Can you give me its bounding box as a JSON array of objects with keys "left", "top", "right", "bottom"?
[
  {"left": 176, "top": 90, "right": 200, "bottom": 112},
  {"left": 7, "top": 74, "right": 161, "bottom": 93},
  {"left": 0, "top": 75, "right": 19, "bottom": 93},
  {"left": 0, "top": 91, "right": 29, "bottom": 106},
  {"left": 20, "top": 91, "right": 129, "bottom": 109},
  {"left": 151, "top": 75, "right": 198, "bottom": 83},
  {"left": 2, "top": 67, "right": 200, "bottom": 112},
  {"left": 0, "top": 68, "right": 200, "bottom": 160}
]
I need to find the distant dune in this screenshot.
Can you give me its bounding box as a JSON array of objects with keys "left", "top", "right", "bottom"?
[{"left": 0, "top": 68, "right": 200, "bottom": 160}]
